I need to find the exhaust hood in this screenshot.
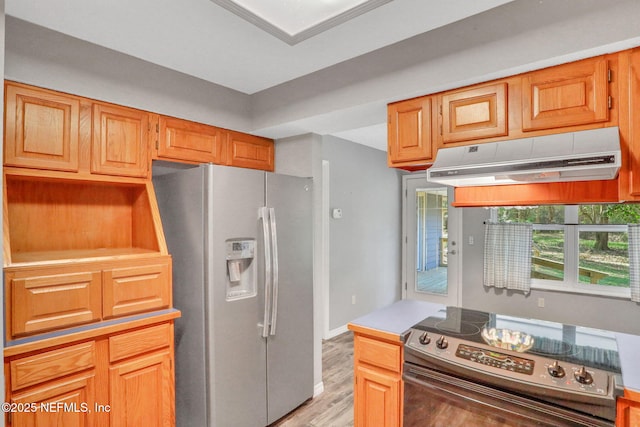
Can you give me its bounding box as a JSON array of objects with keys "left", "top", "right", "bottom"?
[{"left": 426, "top": 127, "right": 621, "bottom": 187}]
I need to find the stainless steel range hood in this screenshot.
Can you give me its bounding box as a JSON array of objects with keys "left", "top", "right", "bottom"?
[{"left": 426, "top": 127, "right": 621, "bottom": 187}]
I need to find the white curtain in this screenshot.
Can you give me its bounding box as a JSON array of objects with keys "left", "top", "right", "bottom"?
[
  {"left": 484, "top": 222, "right": 533, "bottom": 295},
  {"left": 628, "top": 224, "right": 640, "bottom": 302}
]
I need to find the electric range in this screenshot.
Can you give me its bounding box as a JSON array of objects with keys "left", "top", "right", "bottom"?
[{"left": 403, "top": 306, "right": 623, "bottom": 424}]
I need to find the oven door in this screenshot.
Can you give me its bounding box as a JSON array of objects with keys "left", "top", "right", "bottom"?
[{"left": 403, "top": 362, "right": 614, "bottom": 427}]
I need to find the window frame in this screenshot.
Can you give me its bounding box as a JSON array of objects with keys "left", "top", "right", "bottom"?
[{"left": 492, "top": 205, "right": 632, "bottom": 299}]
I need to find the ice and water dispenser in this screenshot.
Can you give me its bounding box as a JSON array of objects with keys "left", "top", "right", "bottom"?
[{"left": 225, "top": 238, "right": 257, "bottom": 301}]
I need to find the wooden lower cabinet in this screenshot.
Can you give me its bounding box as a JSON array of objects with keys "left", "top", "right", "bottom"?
[
  {"left": 5, "top": 320, "right": 176, "bottom": 427},
  {"left": 617, "top": 390, "right": 640, "bottom": 427},
  {"left": 10, "top": 374, "right": 96, "bottom": 427},
  {"left": 110, "top": 351, "right": 174, "bottom": 427},
  {"left": 355, "top": 365, "right": 401, "bottom": 427},
  {"left": 350, "top": 327, "right": 403, "bottom": 427}
]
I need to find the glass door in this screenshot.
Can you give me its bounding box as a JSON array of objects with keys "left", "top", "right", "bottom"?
[{"left": 403, "top": 174, "right": 460, "bottom": 305}]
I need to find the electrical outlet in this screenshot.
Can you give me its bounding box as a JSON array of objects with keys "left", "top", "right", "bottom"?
[{"left": 538, "top": 298, "right": 545, "bottom": 308}]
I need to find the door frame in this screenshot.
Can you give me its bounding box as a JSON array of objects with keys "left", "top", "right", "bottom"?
[{"left": 402, "top": 173, "right": 462, "bottom": 306}]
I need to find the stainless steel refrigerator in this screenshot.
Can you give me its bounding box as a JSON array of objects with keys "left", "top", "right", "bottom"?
[{"left": 152, "top": 162, "right": 313, "bottom": 427}]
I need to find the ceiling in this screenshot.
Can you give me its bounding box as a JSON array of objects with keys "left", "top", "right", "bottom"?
[
  {"left": 4, "top": 0, "right": 515, "bottom": 151},
  {"left": 5, "top": 0, "right": 640, "bottom": 152}
]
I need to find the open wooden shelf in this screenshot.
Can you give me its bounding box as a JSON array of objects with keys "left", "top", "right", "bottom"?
[{"left": 4, "top": 173, "right": 165, "bottom": 267}]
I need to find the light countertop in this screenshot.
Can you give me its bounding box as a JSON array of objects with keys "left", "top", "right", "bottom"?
[{"left": 349, "top": 300, "right": 640, "bottom": 393}]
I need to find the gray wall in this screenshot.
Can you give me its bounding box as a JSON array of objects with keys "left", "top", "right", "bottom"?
[
  {"left": 275, "top": 134, "right": 403, "bottom": 390},
  {"left": 460, "top": 208, "right": 640, "bottom": 335},
  {"left": 5, "top": 17, "right": 252, "bottom": 133},
  {"left": 322, "top": 135, "right": 403, "bottom": 331}
]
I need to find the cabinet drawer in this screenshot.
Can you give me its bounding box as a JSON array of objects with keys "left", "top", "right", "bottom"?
[
  {"left": 10, "top": 341, "right": 96, "bottom": 391},
  {"left": 9, "top": 270, "right": 102, "bottom": 338},
  {"left": 109, "top": 323, "right": 171, "bottom": 362},
  {"left": 103, "top": 260, "right": 170, "bottom": 318},
  {"left": 355, "top": 335, "right": 402, "bottom": 373}
]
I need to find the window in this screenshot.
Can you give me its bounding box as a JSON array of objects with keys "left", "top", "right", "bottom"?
[{"left": 494, "top": 204, "right": 640, "bottom": 297}]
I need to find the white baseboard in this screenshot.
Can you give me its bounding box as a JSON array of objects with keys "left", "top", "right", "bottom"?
[
  {"left": 313, "top": 381, "right": 325, "bottom": 397},
  {"left": 325, "top": 324, "right": 349, "bottom": 340}
]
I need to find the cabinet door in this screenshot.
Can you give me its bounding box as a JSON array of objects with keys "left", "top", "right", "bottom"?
[
  {"left": 441, "top": 82, "right": 508, "bottom": 143},
  {"left": 522, "top": 57, "right": 610, "bottom": 131},
  {"left": 626, "top": 48, "right": 640, "bottom": 197},
  {"left": 388, "top": 97, "right": 433, "bottom": 166},
  {"left": 8, "top": 269, "right": 102, "bottom": 339},
  {"left": 227, "top": 131, "right": 275, "bottom": 171},
  {"left": 355, "top": 365, "right": 400, "bottom": 427},
  {"left": 110, "top": 350, "right": 174, "bottom": 427},
  {"left": 92, "top": 103, "right": 150, "bottom": 178},
  {"left": 10, "top": 373, "right": 96, "bottom": 427},
  {"left": 102, "top": 259, "right": 171, "bottom": 319},
  {"left": 617, "top": 397, "right": 640, "bottom": 427},
  {"left": 157, "top": 116, "right": 226, "bottom": 163},
  {"left": 4, "top": 83, "right": 81, "bottom": 172}
]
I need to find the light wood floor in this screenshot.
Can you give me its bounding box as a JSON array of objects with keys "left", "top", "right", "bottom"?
[{"left": 271, "top": 331, "right": 354, "bottom": 427}]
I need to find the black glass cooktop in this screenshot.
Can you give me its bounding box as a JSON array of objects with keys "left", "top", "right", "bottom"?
[{"left": 411, "top": 307, "right": 621, "bottom": 373}]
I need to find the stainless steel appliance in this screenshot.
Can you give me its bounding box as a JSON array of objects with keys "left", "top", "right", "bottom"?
[
  {"left": 403, "top": 307, "right": 623, "bottom": 426},
  {"left": 153, "top": 162, "right": 313, "bottom": 427}
]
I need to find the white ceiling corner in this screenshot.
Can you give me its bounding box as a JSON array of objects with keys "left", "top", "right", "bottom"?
[{"left": 210, "top": 0, "right": 393, "bottom": 45}]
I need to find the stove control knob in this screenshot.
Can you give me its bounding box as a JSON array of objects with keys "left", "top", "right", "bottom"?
[
  {"left": 436, "top": 336, "right": 449, "bottom": 350},
  {"left": 418, "top": 331, "right": 431, "bottom": 345},
  {"left": 574, "top": 366, "right": 594, "bottom": 385},
  {"left": 547, "top": 361, "right": 566, "bottom": 378}
]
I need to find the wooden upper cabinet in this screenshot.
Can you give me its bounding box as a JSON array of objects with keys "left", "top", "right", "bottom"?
[
  {"left": 157, "top": 115, "right": 226, "bottom": 164},
  {"left": 227, "top": 131, "right": 275, "bottom": 171},
  {"left": 388, "top": 96, "right": 433, "bottom": 167},
  {"left": 92, "top": 103, "right": 150, "bottom": 178},
  {"left": 4, "top": 83, "right": 81, "bottom": 172},
  {"left": 522, "top": 57, "right": 610, "bottom": 131},
  {"left": 440, "top": 82, "right": 508, "bottom": 144}
]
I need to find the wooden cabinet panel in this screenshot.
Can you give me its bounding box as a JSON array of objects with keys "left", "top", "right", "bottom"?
[
  {"left": 157, "top": 115, "right": 226, "bottom": 164},
  {"left": 355, "top": 365, "right": 400, "bottom": 427},
  {"left": 4, "top": 83, "right": 80, "bottom": 172},
  {"left": 388, "top": 96, "right": 433, "bottom": 166},
  {"left": 8, "top": 270, "right": 102, "bottom": 337},
  {"left": 522, "top": 57, "right": 610, "bottom": 131},
  {"left": 441, "top": 83, "right": 508, "bottom": 143},
  {"left": 10, "top": 341, "right": 96, "bottom": 391},
  {"left": 624, "top": 48, "right": 640, "bottom": 198},
  {"left": 617, "top": 396, "right": 640, "bottom": 427},
  {"left": 354, "top": 334, "right": 401, "bottom": 373},
  {"left": 109, "top": 350, "right": 174, "bottom": 427},
  {"left": 10, "top": 374, "right": 96, "bottom": 427},
  {"left": 92, "top": 103, "right": 150, "bottom": 178},
  {"left": 351, "top": 329, "right": 403, "bottom": 427},
  {"left": 103, "top": 260, "right": 170, "bottom": 318},
  {"left": 227, "top": 131, "right": 275, "bottom": 171},
  {"left": 109, "top": 323, "right": 171, "bottom": 363}
]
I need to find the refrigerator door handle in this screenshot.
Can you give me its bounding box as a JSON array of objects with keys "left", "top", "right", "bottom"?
[
  {"left": 259, "top": 207, "right": 272, "bottom": 338},
  {"left": 269, "top": 207, "right": 279, "bottom": 336}
]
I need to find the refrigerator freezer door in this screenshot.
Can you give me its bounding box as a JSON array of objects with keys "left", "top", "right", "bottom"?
[
  {"left": 265, "top": 173, "right": 314, "bottom": 424},
  {"left": 208, "top": 165, "right": 269, "bottom": 427},
  {"left": 153, "top": 165, "right": 209, "bottom": 427}
]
